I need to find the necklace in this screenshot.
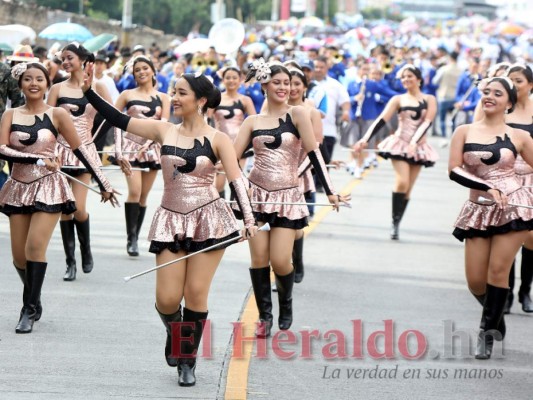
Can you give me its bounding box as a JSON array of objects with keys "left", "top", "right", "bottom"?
[{"left": 174, "top": 124, "right": 189, "bottom": 160}]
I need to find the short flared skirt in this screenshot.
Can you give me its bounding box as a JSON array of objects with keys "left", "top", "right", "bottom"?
[
  {"left": 0, "top": 173, "right": 76, "bottom": 216},
  {"left": 56, "top": 142, "right": 102, "bottom": 177},
  {"left": 233, "top": 181, "right": 309, "bottom": 230},
  {"left": 453, "top": 189, "right": 533, "bottom": 241},
  {"left": 148, "top": 198, "right": 240, "bottom": 254},
  {"left": 377, "top": 136, "right": 438, "bottom": 167},
  {"left": 109, "top": 139, "right": 162, "bottom": 170},
  {"left": 299, "top": 169, "right": 315, "bottom": 195}
]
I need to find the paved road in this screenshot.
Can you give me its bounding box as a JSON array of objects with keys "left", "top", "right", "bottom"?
[{"left": 0, "top": 137, "right": 531, "bottom": 400}]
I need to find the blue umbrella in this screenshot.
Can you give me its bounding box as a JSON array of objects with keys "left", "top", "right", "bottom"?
[{"left": 39, "top": 22, "right": 93, "bottom": 42}]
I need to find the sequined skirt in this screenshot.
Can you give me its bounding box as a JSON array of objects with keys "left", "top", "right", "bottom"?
[
  {"left": 110, "top": 139, "right": 162, "bottom": 170},
  {"left": 234, "top": 180, "right": 308, "bottom": 229},
  {"left": 453, "top": 188, "right": 533, "bottom": 241},
  {"left": 377, "top": 136, "right": 438, "bottom": 167},
  {"left": 0, "top": 172, "right": 76, "bottom": 216},
  {"left": 299, "top": 169, "right": 315, "bottom": 195},
  {"left": 148, "top": 198, "right": 240, "bottom": 254}
]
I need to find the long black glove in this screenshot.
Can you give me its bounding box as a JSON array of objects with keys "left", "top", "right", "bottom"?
[
  {"left": 229, "top": 175, "right": 256, "bottom": 229},
  {"left": 84, "top": 88, "right": 131, "bottom": 132},
  {"left": 308, "top": 148, "right": 336, "bottom": 196},
  {"left": 0, "top": 144, "right": 41, "bottom": 164},
  {"left": 73, "top": 144, "right": 113, "bottom": 192},
  {"left": 449, "top": 167, "right": 495, "bottom": 192}
]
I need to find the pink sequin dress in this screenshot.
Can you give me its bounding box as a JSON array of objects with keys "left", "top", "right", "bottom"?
[
  {"left": 112, "top": 95, "right": 163, "bottom": 169},
  {"left": 453, "top": 133, "right": 533, "bottom": 241},
  {"left": 147, "top": 130, "right": 240, "bottom": 253},
  {"left": 236, "top": 111, "right": 308, "bottom": 229},
  {"left": 0, "top": 108, "right": 76, "bottom": 216},
  {"left": 297, "top": 148, "right": 315, "bottom": 195},
  {"left": 55, "top": 85, "right": 102, "bottom": 176},
  {"left": 509, "top": 121, "right": 533, "bottom": 187},
  {"left": 377, "top": 100, "right": 439, "bottom": 167},
  {"left": 213, "top": 99, "right": 245, "bottom": 143}
]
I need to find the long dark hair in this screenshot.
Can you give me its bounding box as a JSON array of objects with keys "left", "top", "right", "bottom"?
[
  {"left": 486, "top": 77, "right": 518, "bottom": 113},
  {"left": 132, "top": 56, "right": 157, "bottom": 87},
  {"left": 507, "top": 64, "right": 533, "bottom": 95},
  {"left": 61, "top": 42, "right": 94, "bottom": 65}
]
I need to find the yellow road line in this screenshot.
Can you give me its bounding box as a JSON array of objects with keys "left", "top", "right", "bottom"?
[{"left": 224, "top": 173, "right": 368, "bottom": 400}]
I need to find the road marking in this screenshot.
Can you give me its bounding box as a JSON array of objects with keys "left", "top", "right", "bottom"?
[{"left": 224, "top": 171, "right": 370, "bottom": 400}]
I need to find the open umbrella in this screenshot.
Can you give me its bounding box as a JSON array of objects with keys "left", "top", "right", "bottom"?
[
  {"left": 299, "top": 16, "right": 325, "bottom": 29},
  {"left": 174, "top": 38, "right": 212, "bottom": 56},
  {"left": 297, "top": 37, "right": 321, "bottom": 50},
  {"left": 242, "top": 42, "right": 268, "bottom": 54},
  {"left": 0, "top": 24, "right": 37, "bottom": 47},
  {"left": 344, "top": 27, "right": 370, "bottom": 40},
  {"left": 83, "top": 33, "right": 117, "bottom": 52},
  {"left": 498, "top": 23, "right": 525, "bottom": 36},
  {"left": 39, "top": 22, "right": 94, "bottom": 42},
  {"left": 0, "top": 42, "right": 13, "bottom": 54}
]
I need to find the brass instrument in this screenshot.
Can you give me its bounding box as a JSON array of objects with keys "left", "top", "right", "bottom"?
[
  {"left": 355, "top": 76, "right": 367, "bottom": 118},
  {"left": 191, "top": 54, "right": 206, "bottom": 72},
  {"left": 332, "top": 50, "right": 344, "bottom": 64},
  {"left": 381, "top": 59, "right": 393, "bottom": 74},
  {"left": 206, "top": 56, "right": 220, "bottom": 71}
]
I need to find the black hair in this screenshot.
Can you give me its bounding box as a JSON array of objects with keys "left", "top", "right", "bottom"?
[
  {"left": 222, "top": 67, "right": 241, "bottom": 79},
  {"left": 399, "top": 65, "right": 424, "bottom": 89},
  {"left": 17, "top": 62, "right": 51, "bottom": 89},
  {"left": 508, "top": 64, "right": 533, "bottom": 94},
  {"left": 289, "top": 68, "right": 308, "bottom": 101},
  {"left": 486, "top": 77, "right": 518, "bottom": 113},
  {"left": 61, "top": 42, "right": 94, "bottom": 65},
  {"left": 132, "top": 56, "right": 157, "bottom": 87},
  {"left": 181, "top": 73, "right": 221, "bottom": 113}
]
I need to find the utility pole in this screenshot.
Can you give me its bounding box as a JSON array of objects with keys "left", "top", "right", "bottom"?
[
  {"left": 121, "top": 0, "right": 133, "bottom": 48},
  {"left": 271, "top": 0, "right": 279, "bottom": 21}
]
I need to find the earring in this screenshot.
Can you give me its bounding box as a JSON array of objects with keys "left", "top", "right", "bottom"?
[{"left": 197, "top": 105, "right": 203, "bottom": 115}]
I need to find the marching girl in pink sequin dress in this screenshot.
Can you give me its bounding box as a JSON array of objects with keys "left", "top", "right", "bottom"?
[
  {"left": 80, "top": 66, "right": 258, "bottom": 387},
  {"left": 111, "top": 55, "right": 171, "bottom": 257},
  {"left": 210, "top": 66, "right": 256, "bottom": 198},
  {"left": 354, "top": 65, "right": 438, "bottom": 240},
  {"left": 47, "top": 42, "right": 114, "bottom": 281},
  {"left": 234, "top": 60, "right": 349, "bottom": 338},
  {"left": 0, "top": 63, "right": 117, "bottom": 334},
  {"left": 448, "top": 76, "right": 533, "bottom": 359}
]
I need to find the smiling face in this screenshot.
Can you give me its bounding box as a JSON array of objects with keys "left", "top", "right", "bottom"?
[
  {"left": 133, "top": 61, "right": 155, "bottom": 86},
  {"left": 61, "top": 50, "right": 82, "bottom": 73},
  {"left": 263, "top": 71, "right": 291, "bottom": 104},
  {"left": 289, "top": 74, "right": 306, "bottom": 102},
  {"left": 222, "top": 69, "right": 241, "bottom": 92},
  {"left": 400, "top": 69, "right": 421, "bottom": 90},
  {"left": 481, "top": 81, "right": 511, "bottom": 115},
  {"left": 20, "top": 66, "right": 49, "bottom": 100},
  {"left": 508, "top": 70, "right": 533, "bottom": 101},
  {"left": 171, "top": 77, "right": 204, "bottom": 118}
]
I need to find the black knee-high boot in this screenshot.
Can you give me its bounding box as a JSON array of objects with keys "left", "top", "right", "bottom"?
[
  {"left": 177, "top": 307, "right": 209, "bottom": 387},
  {"left": 16, "top": 261, "right": 47, "bottom": 334},
  {"left": 475, "top": 284, "right": 508, "bottom": 360},
  {"left": 400, "top": 198, "right": 410, "bottom": 222},
  {"left": 504, "top": 260, "right": 515, "bottom": 314},
  {"left": 470, "top": 290, "right": 505, "bottom": 340},
  {"left": 14, "top": 263, "right": 42, "bottom": 322},
  {"left": 250, "top": 267, "right": 273, "bottom": 337},
  {"left": 74, "top": 216, "right": 94, "bottom": 273},
  {"left": 60, "top": 220, "right": 77, "bottom": 281},
  {"left": 136, "top": 206, "right": 147, "bottom": 239},
  {"left": 275, "top": 269, "right": 295, "bottom": 330},
  {"left": 391, "top": 192, "right": 406, "bottom": 240},
  {"left": 519, "top": 247, "right": 533, "bottom": 312},
  {"left": 293, "top": 237, "right": 305, "bottom": 283},
  {"left": 125, "top": 202, "right": 140, "bottom": 256},
  {"left": 156, "top": 305, "right": 182, "bottom": 367}
]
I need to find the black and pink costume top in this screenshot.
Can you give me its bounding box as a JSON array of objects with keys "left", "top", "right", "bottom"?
[
  {"left": 0, "top": 108, "right": 76, "bottom": 215},
  {"left": 55, "top": 85, "right": 102, "bottom": 175},
  {"left": 113, "top": 95, "right": 163, "bottom": 169},
  {"left": 236, "top": 110, "right": 309, "bottom": 229},
  {"left": 213, "top": 99, "right": 245, "bottom": 143},
  {"left": 510, "top": 120, "right": 533, "bottom": 186},
  {"left": 452, "top": 132, "right": 533, "bottom": 241},
  {"left": 378, "top": 100, "right": 438, "bottom": 167},
  {"left": 147, "top": 130, "right": 241, "bottom": 253}
]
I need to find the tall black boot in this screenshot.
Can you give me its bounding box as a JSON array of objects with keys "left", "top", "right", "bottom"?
[
  {"left": 391, "top": 192, "right": 406, "bottom": 240},
  {"left": 519, "top": 247, "right": 533, "bottom": 312},
  {"left": 14, "top": 263, "right": 42, "bottom": 322},
  {"left": 16, "top": 261, "right": 47, "bottom": 334},
  {"left": 250, "top": 267, "right": 273, "bottom": 337},
  {"left": 400, "top": 198, "right": 410, "bottom": 222},
  {"left": 136, "top": 206, "right": 147, "bottom": 239},
  {"left": 475, "top": 284, "right": 509, "bottom": 360},
  {"left": 470, "top": 290, "right": 505, "bottom": 340},
  {"left": 177, "top": 307, "right": 209, "bottom": 387},
  {"left": 74, "top": 216, "right": 94, "bottom": 273},
  {"left": 504, "top": 260, "right": 515, "bottom": 314},
  {"left": 156, "top": 304, "right": 182, "bottom": 367},
  {"left": 293, "top": 237, "right": 305, "bottom": 283},
  {"left": 60, "top": 220, "right": 77, "bottom": 281},
  {"left": 125, "top": 203, "right": 140, "bottom": 257},
  {"left": 275, "top": 269, "right": 295, "bottom": 330}
]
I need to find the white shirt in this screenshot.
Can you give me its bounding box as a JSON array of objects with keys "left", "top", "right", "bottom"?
[{"left": 316, "top": 76, "right": 350, "bottom": 138}]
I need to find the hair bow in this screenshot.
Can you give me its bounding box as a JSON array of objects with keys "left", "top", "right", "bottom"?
[
  {"left": 11, "top": 63, "right": 28, "bottom": 79},
  {"left": 250, "top": 58, "right": 272, "bottom": 83}
]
